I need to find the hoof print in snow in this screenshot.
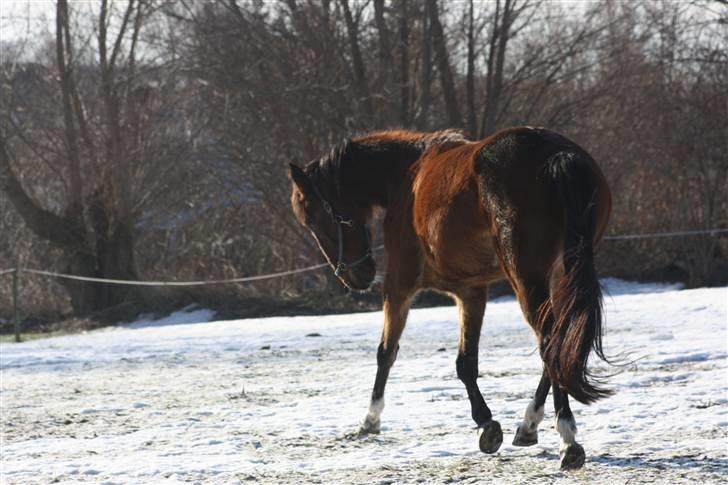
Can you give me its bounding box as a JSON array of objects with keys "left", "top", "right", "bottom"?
[
  {"left": 560, "top": 443, "right": 586, "bottom": 470},
  {"left": 305, "top": 332, "right": 322, "bottom": 337},
  {"left": 478, "top": 420, "right": 503, "bottom": 454},
  {"left": 260, "top": 345, "right": 271, "bottom": 350}
]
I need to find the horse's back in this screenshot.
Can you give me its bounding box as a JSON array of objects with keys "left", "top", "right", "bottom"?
[
  {"left": 474, "top": 126, "right": 611, "bottom": 243},
  {"left": 410, "top": 126, "right": 610, "bottom": 290}
]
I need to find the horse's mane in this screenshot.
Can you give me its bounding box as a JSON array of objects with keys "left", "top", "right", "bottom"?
[
  {"left": 303, "top": 139, "right": 352, "bottom": 195},
  {"left": 419, "top": 129, "right": 469, "bottom": 151},
  {"left": 305, "top": 129, "right": 469, "bottom": 195}
]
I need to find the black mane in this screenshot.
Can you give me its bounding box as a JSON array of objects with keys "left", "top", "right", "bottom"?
[{"left": 304, "top": 139, "right": 352, "bottom": 196}]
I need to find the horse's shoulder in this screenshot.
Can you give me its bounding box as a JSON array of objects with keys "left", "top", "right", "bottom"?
[{"left": 412, "top": 141, "right": 481, "bottom": 219}]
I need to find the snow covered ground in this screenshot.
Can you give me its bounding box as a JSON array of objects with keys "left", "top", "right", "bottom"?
[{"left": 1, "top": 280, "right": 726, "bottom": 484}]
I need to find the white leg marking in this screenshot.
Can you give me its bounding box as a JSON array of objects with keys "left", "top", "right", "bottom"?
[
  {"left": 366, "top": 398, "right": 385, "bottom": 421},
  {"left": 521, "top": 400, "right": 545, "bottom": 432},
  {"left": 361, "top": 398, "right": 384, "bottom": 432},
  {"left": 556, "top": 416, "right": 577, "bottom": 449}
]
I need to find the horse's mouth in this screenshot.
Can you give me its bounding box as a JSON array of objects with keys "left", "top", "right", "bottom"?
[{"left": 338, "top": 261, "right": 377, "bottom": 291}]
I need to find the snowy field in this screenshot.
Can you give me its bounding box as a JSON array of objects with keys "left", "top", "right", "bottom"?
[{"left": 1, "top": 280, "right": 726, "bottom": 484}]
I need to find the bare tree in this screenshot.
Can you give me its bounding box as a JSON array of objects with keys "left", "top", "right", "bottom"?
[
  {"left": 481, "top": 0, "right": 514, "bottom": 136},
  {"left": 1, "top": 0, "right": 206, "bottom": 313},
  {"left": 427, "top": 0, "right": 463, "bottom": 128},
  {"left": 398, "top": 0, "right": 411, "bottom": 126},
  {"left": 2, "top": 0, "right": 727, "bottom": 325},
  {"left": 340, "top": 0, "right": 375, "bottom": 126}
]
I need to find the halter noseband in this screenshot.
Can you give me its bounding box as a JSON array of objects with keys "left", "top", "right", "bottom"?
[{"left": 311, "top": 185, "right": 372, "bottom": 277}]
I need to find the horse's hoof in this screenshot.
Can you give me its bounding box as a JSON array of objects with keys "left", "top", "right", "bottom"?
[
  {"left": 560, "top": 443, "right": 586, "bottom": 470},
  {"left": 358, "top": 419, "right": 381, "bottom": 435},
  {"left": 478, "top": 420, "right": 503, "bottom": 454},
  {"left": 512, "top": 424, "right": 538, "bottom": 447}
]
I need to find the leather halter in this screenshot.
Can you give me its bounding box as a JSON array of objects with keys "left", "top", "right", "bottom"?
[{"left": 310, "top": 184, "right": 372, "bottom": 277}]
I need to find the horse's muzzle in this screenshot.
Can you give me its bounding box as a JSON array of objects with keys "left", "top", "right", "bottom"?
[{"left": 338, "top": 257, "right": 376, "bottom": 291}]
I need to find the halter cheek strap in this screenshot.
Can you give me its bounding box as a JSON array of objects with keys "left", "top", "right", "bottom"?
[
  {"left": 334, "top": 224, "right": 372, "bottom": 276},
  {"left": 311, "top": 185, "right": 372, "bottom": 277}
]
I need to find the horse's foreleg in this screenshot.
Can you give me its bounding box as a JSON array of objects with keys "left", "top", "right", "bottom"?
[
  {"left": 553, "top": 385, "right": 586, "bottom": 469},
  {"left": 512, "top": 370, "right": 550, "bottom": 446},
  {"left": 454, "top": 287, "right": 502, "bottom": 453},
  {"left": 359, "top": 294, "right": 410, "bottom": 434}
]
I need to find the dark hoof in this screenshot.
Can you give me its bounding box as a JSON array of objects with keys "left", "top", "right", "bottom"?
[
  {"left": 512, "top": 424, "right": 538, "bottom": 447},
  {"left": 560, "top": 443, "right": 586, "bottom": 470},
  {"left": 478, "top": 420, "right": 503, "bottom": 454}
]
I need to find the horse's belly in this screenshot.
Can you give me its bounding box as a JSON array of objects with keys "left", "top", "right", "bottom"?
[
  {"left": 419, "top": 200, "right": 504, "bottom": 287},
  {"left": 424, "top": 234, "right": 503, "bottom": 286}
]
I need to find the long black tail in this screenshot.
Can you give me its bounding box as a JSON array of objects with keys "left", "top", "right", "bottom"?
[{"left": 542, "top": 150, "right": 612, "bottom": 404}]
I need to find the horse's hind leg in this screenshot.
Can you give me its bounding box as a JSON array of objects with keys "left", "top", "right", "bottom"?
[
  {"left": 509, "top": 277, "right": 553, "bottom": 448},
  {"left": 554, "top": 385, "right": 586, "bottom": 469},
  {"left": 510, "top": 267, "right": 586, "bottom": 469},
  {"left": 359, "top": 292, "right": 411, "bottom": 434},
  {"left": 454, "top": 286, "right": 503, "bottom": 454},
  {"left": 512, "top": 370, "right": 550, "bottom": 446}
]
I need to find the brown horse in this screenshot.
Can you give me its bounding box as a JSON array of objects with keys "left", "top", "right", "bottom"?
[{"left": 289, "top": 127, "right": 611, "bottom": 470}]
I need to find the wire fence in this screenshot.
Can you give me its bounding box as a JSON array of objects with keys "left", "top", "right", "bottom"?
[
  {"left": 602, "top": 228, "right": 728, "bottom": 241},
  {"left": 3, "top": 229, "right": 725, "bottom": 287},
  {"left": 1, "top": 228, "right": 726, "bottom": 342},
  {"left": 18, "top": 264, "right": 331, "bottom": 286}
]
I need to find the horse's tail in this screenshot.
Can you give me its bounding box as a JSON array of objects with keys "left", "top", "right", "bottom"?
[{"left": 541, "top": 150, "right": 612, "bottom": 405}]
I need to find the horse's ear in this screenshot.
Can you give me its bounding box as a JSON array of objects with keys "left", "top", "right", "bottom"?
[{"left": 289, "top": 163, "right": 307, "bottom": 187}]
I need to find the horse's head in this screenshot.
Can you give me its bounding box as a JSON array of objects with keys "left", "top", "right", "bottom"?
[{"left": 289, "top": 163, "right": 376, "bottom": 291}]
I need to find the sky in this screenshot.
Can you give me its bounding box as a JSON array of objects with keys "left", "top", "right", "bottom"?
[{"left": 0, "top": 0, "right": 54, "bottom": 45}]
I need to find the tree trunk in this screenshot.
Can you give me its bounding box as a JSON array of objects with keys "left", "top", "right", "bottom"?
[
  {"left": 466, "top": 0, "right": 477, "bottom": 138},
  {"left": 374, "top": 0, "right": 395, "bottom": 123},
  {"left": 481, "top": 0, "right": 512, "bottom": 137},
  {"left": 1, "top": 0, "right": 142, "bottom": 315},
  {"left": 340, "top": 0, "right": 374, "bottom": 126},
  {"left": 417, "top": 1, "right": 432, "bottom": 130},
  {"left": 427, "top": 0, "right": 463, "bottom": 128},
  {"left": 1, "top": 135, "right": 114, "bottom": 313},
  {"left": 56, "top": 0, "right": 83, "bottom": 212},
  {"left": 61, "top": 253, "right": 102, "bottom": 314},
  {"left": 0, "top": 136, "right": 82, "bottom": 248},
  {"left": 399, "top": 0, "right": 411, "bottom": 126},
  {"left": 89, "top": 190, "right": 138, "bottom": 309},
  {"left": 97, "top": 0, "right": 140, "bottom": 305}
]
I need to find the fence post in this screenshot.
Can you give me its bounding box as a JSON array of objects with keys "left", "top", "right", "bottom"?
[{"left": 13, "top": 268, "right": 21, "bottom": 343}]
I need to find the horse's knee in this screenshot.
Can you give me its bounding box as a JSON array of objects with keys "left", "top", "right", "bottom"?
[
  {"left": 377, "top": 342, "right": 399, "bottom": 368},
  {"left": 456, "top": 352, "right": 478, "bottom": 383}
]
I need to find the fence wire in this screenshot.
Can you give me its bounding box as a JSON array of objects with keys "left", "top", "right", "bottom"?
[
  {"left": 602, "top": 228, "right": 728, "bottom": 241},
  {"left": 1, "top": 229, "right": 726, "bottom": 287}
]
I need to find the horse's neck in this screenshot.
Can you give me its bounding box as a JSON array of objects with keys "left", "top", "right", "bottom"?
[{"left": 338, "top": 137, "right": 424, "bottom": 209}]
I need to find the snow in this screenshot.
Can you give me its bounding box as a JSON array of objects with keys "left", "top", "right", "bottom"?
[{"left": 1, "top": 280, "right": 726, "bottom": 484}]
